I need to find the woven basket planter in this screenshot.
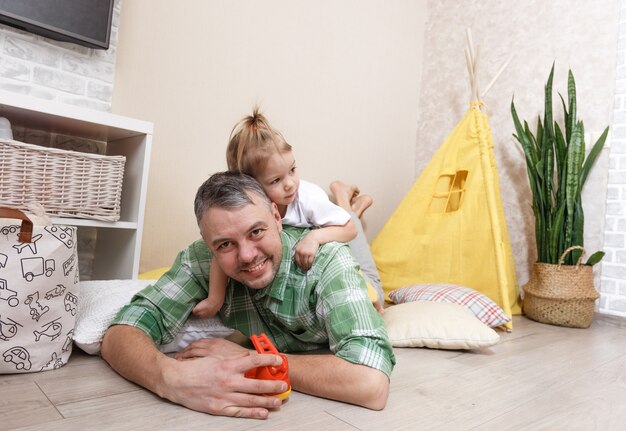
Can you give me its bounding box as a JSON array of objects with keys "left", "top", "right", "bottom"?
[
  {"left": 522, "top": 246, "right": 599, "bottom": 328},
  {"left": 0, "top": 138, "right": 126, "bottom": 222}
]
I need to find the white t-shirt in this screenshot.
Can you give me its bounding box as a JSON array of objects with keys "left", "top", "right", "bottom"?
[{"left": 281, "top": 180, "right": 351, "bottom": 228}]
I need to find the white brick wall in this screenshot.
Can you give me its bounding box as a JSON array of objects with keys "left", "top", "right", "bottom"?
[
  {"left": 601, "top": 0, "right": 626, "bottom": 316},
  {"left": 0, "top": 0, "right": 121, "bottom": 112}
]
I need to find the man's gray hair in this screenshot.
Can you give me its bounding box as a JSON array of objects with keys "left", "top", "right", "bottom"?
[{"left": 194, "top": 171, "right": 273, "bottom": 225}]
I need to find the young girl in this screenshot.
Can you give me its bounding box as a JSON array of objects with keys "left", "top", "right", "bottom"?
[{"left": 192, "top": 107, "right": 360, "bottom": 318}]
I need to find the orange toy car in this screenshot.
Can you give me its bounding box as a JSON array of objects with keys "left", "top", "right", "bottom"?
[{"left": 244, "top": 333, "right": 291, "bottom": 400}]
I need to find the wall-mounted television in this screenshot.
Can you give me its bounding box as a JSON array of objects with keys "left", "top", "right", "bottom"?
[{"left": 0, "top": 0, "right": 115, "bottom": 50}]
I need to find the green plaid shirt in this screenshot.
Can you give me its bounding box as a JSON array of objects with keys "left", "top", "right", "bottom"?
[{"left": 111, "top": 226, "right": 395, "bottom": 377}]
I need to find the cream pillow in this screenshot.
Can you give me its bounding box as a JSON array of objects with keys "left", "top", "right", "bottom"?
[{"left": 383, "top": 301, "right": 500, "bottom": 349}]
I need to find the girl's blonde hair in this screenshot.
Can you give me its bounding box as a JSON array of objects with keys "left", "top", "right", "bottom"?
[{"left": 226, "top": 107, "right": 292, "bottom": 176}]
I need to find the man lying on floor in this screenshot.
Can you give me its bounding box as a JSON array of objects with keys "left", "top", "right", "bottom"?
[{"left": 102, "top": 171, "right": 395, "bottom": 419}]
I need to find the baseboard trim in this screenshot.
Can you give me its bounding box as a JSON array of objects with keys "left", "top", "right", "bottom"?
[{"left": 594, "top": 312, "right": 626, "bottom": 328}]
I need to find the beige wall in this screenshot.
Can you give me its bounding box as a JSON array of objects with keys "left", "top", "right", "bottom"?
[
  {"left": 416, "top": 0, "right": 620, "bottom": 287},
  {"left": 112, "top": 0, "right": 427, "bottom": 272}
]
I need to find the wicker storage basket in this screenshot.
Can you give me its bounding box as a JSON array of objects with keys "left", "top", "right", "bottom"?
[
  {"left": 522, "top": 246, "right": 599, "bottom": 328},
  {"left": 0, "top": 138, "right": 125, "bottom": 222}
]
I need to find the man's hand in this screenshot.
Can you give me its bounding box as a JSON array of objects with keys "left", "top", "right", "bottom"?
[
  {"left": 294, "top": 234, "right": 320, "bottom": 270},
  {"left": 163, "top": 344, "right": 288, "bottom": 418},
  {"left": 101, "top": 326, "right": 287, "bottom": 420}
]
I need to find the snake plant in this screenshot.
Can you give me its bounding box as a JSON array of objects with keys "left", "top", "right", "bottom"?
[{"left": 511, "top": 64, "right": 607, "bottom": 266}]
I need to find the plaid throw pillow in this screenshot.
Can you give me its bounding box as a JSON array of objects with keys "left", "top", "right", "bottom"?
[{"left": 388, "top": 284, "right": 511, "bottom": 328}]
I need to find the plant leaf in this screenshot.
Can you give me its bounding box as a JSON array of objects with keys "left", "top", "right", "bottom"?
[
  {"left": 533, "top": 204, "right": 546, "bottom": 261},
  {"left": 544, "top": 63, "right": 555, "bottom": 140},
  {"left": 567, "top": 69, "right": 577, "bottom": 139},
  {"left": 536, "top": 116, "right": 543, "bottom": 154},
  {"left": 512, "top": 98, "right": 542, "bottom": 210},
  {"left": 564, "top": 122, "right": 584, "bottom": 249},
  {"left": 548, "top": 202, "right": 566, "bottom": 263},
  {"left": 569, "top": 200, "right": 585, "bottom": 265},
  {"left": 543, "top": 127, "right": 554, "bottom": 216},
  {"left": 580, "top": 126, "right": 609, "bottom": 187},
  {"left": 511, "top": 99, "right": 534, "bottom": 159},
  {"left": 559, "top": 93, "right": 570, "bottom": 142},
  {"left": 554, "top": 123, "right": 566, "bottom": 202},
  {"left": 585, "top": 251, "right": 605, "bottom": 266}
]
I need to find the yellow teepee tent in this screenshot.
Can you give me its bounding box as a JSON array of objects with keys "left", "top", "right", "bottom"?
[{"left": 371, "top": 32, "right": 521, "bottom": 328}]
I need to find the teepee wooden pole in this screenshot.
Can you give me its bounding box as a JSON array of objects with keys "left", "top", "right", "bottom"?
[
  {"left": 465, "top": 28, "right": 481, "bottom": 104},
  {"left": 464, "top": 47, "right": 476, "bottom": 102},
  {"left": 482, "top": 54, "right": 513, "bottom": 99},
  {"left": 472, "top": 44, "right": 481, "bottom": 101},
  {"left": 465, "top": 28, "right": 475, "bottom": 64},
  {"left": 465, "top": 28, "right": 479, "bottom": 102}
]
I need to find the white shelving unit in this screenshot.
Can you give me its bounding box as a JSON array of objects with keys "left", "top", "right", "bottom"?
[{"left": 0, "top": 90, "right": 153, "bottom": 280}]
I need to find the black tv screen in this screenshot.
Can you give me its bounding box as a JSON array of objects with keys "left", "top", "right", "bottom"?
[{"left": 0, "top": 0, "right": 114, "bottom": 50}]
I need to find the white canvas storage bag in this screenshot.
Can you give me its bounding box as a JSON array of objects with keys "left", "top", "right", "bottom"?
[{"left": 0, "top": 207, "right": 79, "bottom": 373}]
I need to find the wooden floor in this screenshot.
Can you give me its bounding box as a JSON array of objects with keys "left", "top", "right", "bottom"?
[{"left": 2, "top": 315, "right": 626, "bottom": 431}]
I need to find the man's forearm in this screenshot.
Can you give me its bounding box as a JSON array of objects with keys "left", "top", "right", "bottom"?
[
  {"left": 101, "top": 324, "right": 171, "bottom": 398},
  {"left": 287, "top": 354, "right": 390, "bottom": 410}
]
